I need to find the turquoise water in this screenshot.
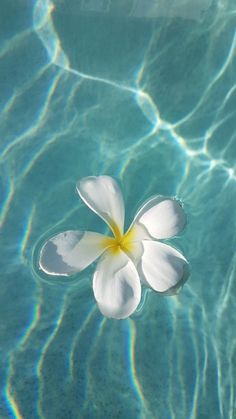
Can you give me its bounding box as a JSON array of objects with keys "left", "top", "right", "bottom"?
[{"left": 0, "top": 0, "right": 236, "bottom": 418}]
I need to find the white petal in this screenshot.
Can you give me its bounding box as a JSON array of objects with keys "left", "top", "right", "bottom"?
[
  {"left": 77, "top": 176, "right": 125, "bottom": 236},
  {"left": 138, "top": 241, "right": 189, "bottom": 294},
  {"left": 132, "top": 195, "right": 186, "bottom": 239},
  {"left": 39, "top": 231, "right": 107, "bottom": 276},
  {"left": 93, "top": 250, "right": 141, "bottom": 319}
]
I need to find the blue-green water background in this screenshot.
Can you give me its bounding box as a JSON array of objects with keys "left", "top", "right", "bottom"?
[{"left": 0, "top": 1, "right": 236, "bottom": 418}]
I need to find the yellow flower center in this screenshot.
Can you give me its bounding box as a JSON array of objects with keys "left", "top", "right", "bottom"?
[{"left": 102, "top": 222, "right": 136, "bottom": 255}]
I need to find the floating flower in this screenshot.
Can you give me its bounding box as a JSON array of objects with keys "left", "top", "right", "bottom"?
[{"left": 39, "top": 176, "right": 189, "bottom": 319}]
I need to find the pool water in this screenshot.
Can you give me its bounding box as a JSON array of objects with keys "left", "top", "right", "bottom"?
[{"left": 0, "top": 1, "right": 236, "bottom": 418}]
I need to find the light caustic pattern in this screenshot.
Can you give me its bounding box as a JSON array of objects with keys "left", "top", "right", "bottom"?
[{"left": 0, "top": 0, "right": 236, "bottom": 418}]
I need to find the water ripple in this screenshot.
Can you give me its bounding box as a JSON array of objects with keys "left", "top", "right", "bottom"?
[
  {"left": 0, "top": 0, "right": 236, "bottom": 417},
  {"left": 127, "top": 319, "right": 150, "bottom": 418}
]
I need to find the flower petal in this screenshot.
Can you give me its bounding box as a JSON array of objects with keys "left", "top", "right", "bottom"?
[
  {"left": 39, "top": 231, "right": 108, "bottom": 276},
  {"left": 77, "top": 176, "right": 125, "bottom": 236},
  {"left": 138, "top": 241, "right": 189, "bottom": 294},
  {"left": 132, "top": 196, "right": 186, "bottom": 239},
  {"left": 93, "top": 250, "right": 141, "bottom": 319}
]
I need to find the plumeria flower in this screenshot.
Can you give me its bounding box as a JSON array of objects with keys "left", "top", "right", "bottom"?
[{"left": 39, "top": 176, "right": 189, "bottom": 319}]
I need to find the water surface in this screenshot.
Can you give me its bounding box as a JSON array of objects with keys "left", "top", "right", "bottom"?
[{"left": 0, "top": 1, "right": 236, "bottom": 418}]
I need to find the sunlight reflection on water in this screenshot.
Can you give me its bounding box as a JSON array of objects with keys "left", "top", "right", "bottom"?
[{"left": 0, "top": 0, "right": 236, "bottom": 418}]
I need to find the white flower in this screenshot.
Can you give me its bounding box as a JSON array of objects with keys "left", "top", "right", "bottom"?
[{"left": 39, "top": 176, "right": 189, "bottom": 319}]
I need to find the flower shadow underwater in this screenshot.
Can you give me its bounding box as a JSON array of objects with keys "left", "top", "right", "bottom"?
[{"left": 39, "top": 176, "right": 189, "bottom": 319}]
